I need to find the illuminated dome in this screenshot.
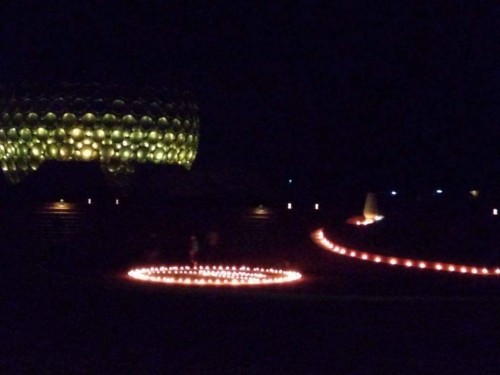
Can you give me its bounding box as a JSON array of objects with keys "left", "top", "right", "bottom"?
[{"left": 0, "top": 83, "right": 199, "bottom": 183}]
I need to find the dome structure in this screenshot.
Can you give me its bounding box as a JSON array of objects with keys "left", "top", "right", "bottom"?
[{"left": 0, "top": 83, "right": 199, "bottom": 183}]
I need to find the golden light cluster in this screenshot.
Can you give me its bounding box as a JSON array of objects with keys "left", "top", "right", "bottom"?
[
  {"left": 312, "top": 229, "right": 500, "bottom": 277},
  {"left": 0, "top": 83, "right": 199, "bottom": 182},
  {"left": 127, "top": 265, "right": 302, "bottom": 286}
]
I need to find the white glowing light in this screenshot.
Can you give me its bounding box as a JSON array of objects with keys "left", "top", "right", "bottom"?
[
  {"left": 493, "top": 208, "right": 498, "bottom": 216},
  {"left": 348, "top": 215, "right": 384, "bottom": 226},
  {"left": 391, "top": 191, "right": 397, "bottom": 196},
  {"left": 88, "top": 198, "right": 92, "bottom": 205},
  {"left": 115, "top": 198, "right": 120, "bottom": 205},
  {"left": 127, "top": 264, "right": 302, "bottom": 287},
  {"left": 287, "top": 202, "right": 292, "bottom": 210},
  {"left": 311, "top": 229, "right": 499, "bottom": 278},
  {"left": 314, "top": 203, "right": 319, "bottom": 210},
  {"left": 436, "top": 189, "right": 443, "bottom": 194}
]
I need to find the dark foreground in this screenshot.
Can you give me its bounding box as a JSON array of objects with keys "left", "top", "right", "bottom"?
[{"left": 1, "top": 206, "right": 499, "bottom": 374}]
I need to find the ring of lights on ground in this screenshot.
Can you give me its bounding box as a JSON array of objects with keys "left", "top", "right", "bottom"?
[
  {"left": 127, "top": 265, "right": 303, "bottom": 286},
  {"left": 0, "top": 83, "right": 199, "bottom": 182},
  {"left": 312, "top": 229, "right": 500, "bottom": 277}
]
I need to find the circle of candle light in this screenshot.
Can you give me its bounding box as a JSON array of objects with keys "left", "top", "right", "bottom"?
[
  {"left": 127, "top": 265, "right": 302, "bottom": 286},
  {"left": 312, "top": 229, "right": 500, "bottom": 277}
]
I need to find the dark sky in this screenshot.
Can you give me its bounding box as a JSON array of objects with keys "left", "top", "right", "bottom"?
[{"left": 0, "top": 1, "right": 498, "bottom": 193}]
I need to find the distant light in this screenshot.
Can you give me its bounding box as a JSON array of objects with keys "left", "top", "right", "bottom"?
[
  {"left": 287, "top": 202, "right": 292, "bottom": 210},
  {"left": 288, "top": 179, "right": 292, "bottom": 184},
  {"left": 391, "top": 190, "right": 397, "bottom": 196},
  {"left": 314, "top": 203, "right": 319, "bottom": 210},
  {"left": 88, "top": 198, "right": 92, "bottom": 205},
  {"left": 253, "top": 205, "right": 269, "bottom": 215},
  {"left": 436, "top": 189, "right": 443, "bottom": 194},
  {"left": 59, "top": 199, "right": 64, "bottom": 205},
  {"left": 115, "top": 199, "right": 120, "bottom": 205},
  {"left": 493, "top": 208, "right": 498, "bottom": 216},
  {"left": 469, "top": 190, "right": 480, "bottom": 198}
]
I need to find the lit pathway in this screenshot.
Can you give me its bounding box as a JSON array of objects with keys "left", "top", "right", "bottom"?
[{"left": 312, "top": 229, "right": 500, "bottom": 277}]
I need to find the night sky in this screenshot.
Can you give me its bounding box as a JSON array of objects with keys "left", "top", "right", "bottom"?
[{"left": 0, "top": 1, "right": 498, "bottom": 194}]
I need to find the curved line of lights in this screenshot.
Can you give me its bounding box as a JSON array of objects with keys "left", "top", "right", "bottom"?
[
  {"left": 127, "top": 265, "right": 302, "bottom": 286},
  {"left": 312, "top": 229, "right": 500, "bottom": 277}
]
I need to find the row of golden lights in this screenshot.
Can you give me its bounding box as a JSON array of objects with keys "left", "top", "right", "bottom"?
[
  {"left": 312, "top": 229, "right": 500, "bottom": 277},
  {"left": 127, "top": 265, "right": 302, "bottom": 286}
]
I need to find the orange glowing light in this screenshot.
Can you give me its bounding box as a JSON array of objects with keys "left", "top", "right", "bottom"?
[
  {"left": 127, "top": 265, "right": 302, "bottom": 286},
  {"left": 311, "top": 229, "right": 499, "bottom": 277}
]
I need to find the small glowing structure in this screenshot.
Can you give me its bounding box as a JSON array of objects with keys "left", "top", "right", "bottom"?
[
  {"left": 115, "top": 198, "right": 120, "bottom": 205},
  {"left": 346, "top": 192, "right": 384, "bottom": 226},
  {"left": 288, "top": 179, "right": 293, "bottom": 184},
  {"left": 44, "top": 200, "right": 76, "bottom": 211},
  {"left": 469, "top": 190, "right": 479, "bottom": 198},
  {"left": 87, "top": 198, "right": 92, "bottom": 205},
  {"left": 287, "top": 202, "right": 292, "bottom": 210},
  {"left": 312, "top": 229, "right": 500, "bottom": 277},
  {"left": 493, "top": 208, "right": 498, "bottom": 216},
  {"left": 391, "top": 190, "right": 397, "bottom": 196},
  {"left": 314, "top": 203, "right": 319, "bottom": 210},
  {"left": 436, "top": 189, "right": 443, "bottom": 194},
  {"left": 248, "top": 205, "right": 272, "bottom": 219},
  {"left": 253, "top": 205, "right": 269, "bottom": 215},
  {"left": 127, "top": 265, "right": 302, "bottom": 286}
]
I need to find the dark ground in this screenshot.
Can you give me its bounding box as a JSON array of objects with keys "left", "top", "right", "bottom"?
[{"left": 1, "top": 202, "right": 499, "bottom": 374}]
